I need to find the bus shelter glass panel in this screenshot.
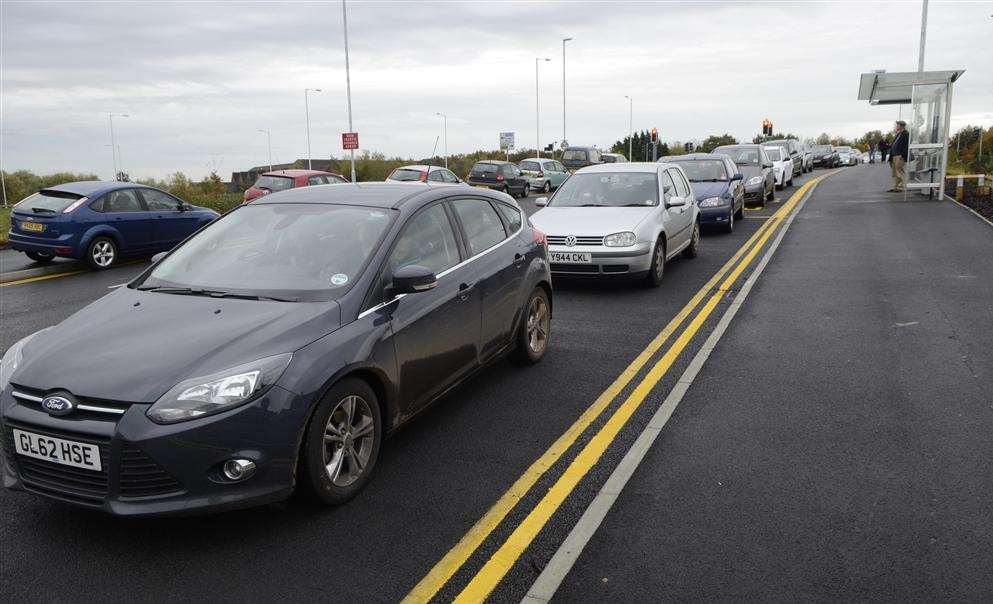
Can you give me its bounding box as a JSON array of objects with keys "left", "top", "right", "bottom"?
[{"left": 907, "top": 82, "right": 949, "bottom": 195}]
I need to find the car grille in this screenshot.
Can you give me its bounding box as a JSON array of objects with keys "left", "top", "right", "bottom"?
[
  {"left": 119, "top": 445, "right": 182, "bottom": 499},
  {"left": 10, "top": 384, "right": 133, "bottom": 420},
  {"left": 551, "top": 263, "right": 599, "bottom": 273},
  {"left": 547, "top": 235, "right": 604, "bottom": 246},
  {"left": 4, "top": 421, "right": 110, "bottom": 507}
]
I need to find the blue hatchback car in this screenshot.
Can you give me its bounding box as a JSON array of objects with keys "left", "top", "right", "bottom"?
[
  {"left": 8, "top": 181, "right": 218, "bottom": 269},
  {"left": 660, "top": 153, "right": 745, "bottom": 233}
]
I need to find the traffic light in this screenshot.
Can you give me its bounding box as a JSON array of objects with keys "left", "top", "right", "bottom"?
[
  {"left": 684, "top": 142, "right": 694, "bottom": 152},
  {"left": 650, "top": 128, "right": 658, "bottom": 143},
  {"left": 544, "top": 143, "right": 554, "bottom": 152},
  {"left": 762, "top": 119, "right": 774, "bottom": 136}
]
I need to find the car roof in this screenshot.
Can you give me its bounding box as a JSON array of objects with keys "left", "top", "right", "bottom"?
[
  {"left": 43, "top": 180, "right": 150, "bottom": 197},
  {"left": 663, "top": 153, "right": 724, "bottom": 161},
  {"left": 474, "top": 160, "right": 509, "bottom": 165},
  {"left": 395, "top": 165, "right": 448, "bottom": 172},
  {"left": 520, "top": 157, "right": 554, "bottom": 162},
  {"left": 577, "top": 162, "right": 672, "bottom": 174},
  {"left": 715, "top": 143, "right": 761, "bottom": 149},
  {"left": 247, "top": 181, "right": 498, "bottom": 210},
  {"left": 262, "top": 169, "right": 339, "bottom": 177},
  {"left": 763, "top": 139, "right": 793, "bottom": 144}
]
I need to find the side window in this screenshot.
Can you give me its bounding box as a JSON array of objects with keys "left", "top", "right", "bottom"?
[
  {"left": 142, "top": 189, "right": 181, "bottom": 211},
  {"left": 658, "top": 171, "right": 675, "bottom": 203},
  {"left": 308, "top": 176, "right": 324, "bottom": 185},
  {"left": 451, "top": 198, "right": 507, "bottom": 256},
  {"left": 669, "top": 169, "right": 690, "bottom": 198},
  {"left": 387, "top": 204, "right": 460, "bottom": 277},
  {"left": 329, "top": 175, "right": 347, "bottom": 184},
  {"left": 104, "top": 189, "right": 144, "bottom": 213},
  {"left": 495, "top": 202, "right": 523, "bottom": 233},
  {"left": 555, "top": 161, "right": 566, "bottom": 172},
  {"left": 428, "top": 170, "right": 445, "bottom": 182},
  {"left": 89, "top": 196, "right": 105, "bottom": 212},
  {"left": 442, "top": 170, "right": 459, "bottom": 183}
]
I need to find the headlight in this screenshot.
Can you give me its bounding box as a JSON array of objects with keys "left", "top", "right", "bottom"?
[
  {"left": 147, "top": 353, "right": 292, "bottom": 424},
  {"left": 747, "top": 177, "right": 763, "bottom": 186},
  {"left": 603, "top": 231, "right": 638, "bottom": 247},
  {"left": 0, "top": 327, "right": 53, "bottom": 392},
  {"left": 698, "top": 197, "right": 724, "bottom": 208}
]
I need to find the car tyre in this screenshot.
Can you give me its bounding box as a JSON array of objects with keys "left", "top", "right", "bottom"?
[
  {"left": 645, "top": 237, "right": 666, "bottom": 288},
  {"left": 519, "top": 184, "right": 529, "bottom": 199},
  {"left": 765, "top": 185, "right": 774, "bottom": 203},
  {"left": 25, "top": 251, "right": 55, "bottom": 264},
  {"left": 724, "top": 210, "right": 735, "bottom": 234},
  {"left": 86, "top": 236, "right": 117, "bottom": 270},
  {"left": 683, "top": 222, "right": 700, "bottom": 259},
  {"left": 735, "top": 203, "right": 744, "bottom": 220},
  {"left": 302, "top": 377, "right": 382, "bottom": 506},
  {"left": 542, "top": 181, "right": 551, "bottom": 193},
  {"left": 510, "top": 287, "right": 551, "bottom": 365}
]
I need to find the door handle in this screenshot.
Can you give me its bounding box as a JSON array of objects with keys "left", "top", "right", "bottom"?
[
  {"left": 458, "top": 282, "right": 474, "bottom": 301},
  {"left": 514, "top": 253, "right": 525, "bottom": 267}
]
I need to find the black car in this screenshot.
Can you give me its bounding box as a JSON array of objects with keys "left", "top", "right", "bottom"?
[
  {"left": 712, "top": 144, "right": 776, "bottom": 207},
  {"left": 811, "top": 145, "right": 839, "bottom": 168},
  {"left": 0, "top": 183, "right": 552, "bottom": 516},
  {"left": 560, "top": 146, "right": 604, "bottom": 170},
  {"left": 466, "top": 161, "right": 529, "bottom": 198}
]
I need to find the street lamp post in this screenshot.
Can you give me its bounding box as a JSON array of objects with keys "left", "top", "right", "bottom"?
[
  {"left": 108, "top": 113, "right": 129, "bottom": 181},
  {"left": 342, "top": 0, "right": 356, "bottom": 182},
  {"left": 104, "top": 144, "right": 123, "bottom": 179},
  {"left": 434, "top": 113, "right": 448, "bottom": 168},
  {"left": 917, "top": 0, "right": 929, "bottom": 73},
  {"left": 258, "top": 129, "right": 273, "bottom": 171},
  {"left": 562, "top": 38, "right": 572, "bottom": 146},
  {"left": 305, "top": 88, "right": 322, "bottom": 170},
  {"left": 624, "top": 95, "right": 633, "bottom": 160},
  {"left": 536, "top": 57, "right": 550, "bottom": 158}
]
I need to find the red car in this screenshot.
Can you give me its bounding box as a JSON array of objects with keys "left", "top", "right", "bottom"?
[{"left": 244, "top": 169, "right": 349, "bottom": 203}]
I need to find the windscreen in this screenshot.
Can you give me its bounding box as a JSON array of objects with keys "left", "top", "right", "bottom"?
[
  {"left": 673, "top": 160, "right": 729, "bottom": 181},
  {"left": 15, "top": 190, "right": 85, "bottom": 213},
  {"left": 549, "top": 172, "right": 658, "bottom": 208},
  {"left": 139, "top": 204, "right": 395, "bottom": 300},
  {"left": 252, "top": 175, "right": 294, "bottom": 192},
  {"left": 389, "top": 169, "right": 424, "bottom": 181},
  {"left": 715, "top": 146, "right": 760, "bottom": 166},
  {"left": 562, "top": 149, "right": 588, "bottom": 161},
  {"left": 813, "top": 145, "right": 833, "bottom": 153}
]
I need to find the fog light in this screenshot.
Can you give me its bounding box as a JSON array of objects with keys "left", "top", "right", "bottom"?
[
  {"left": 54, "top": 247, "right": 73, "bottom": 254},
  {"left": 223, "top": 459, "right": 256, "bottom": 481}
]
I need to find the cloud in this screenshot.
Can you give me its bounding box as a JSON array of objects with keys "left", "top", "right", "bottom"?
[{"left": 2, "top": 0, "right": 990, "bottom": 180}]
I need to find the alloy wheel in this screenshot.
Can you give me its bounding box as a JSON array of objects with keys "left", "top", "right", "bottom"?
[
  {"left": 91, "top": 240, "right": 116, "bottom": 267},
  {"left": 526, "top": 295, "right": 550, "bottom": 355},
  {"left": 654, "top": 244, "right": 665, "bottom": 278},
  {"left": 322, "top": 395, "right": 375, "bottom": 487}
]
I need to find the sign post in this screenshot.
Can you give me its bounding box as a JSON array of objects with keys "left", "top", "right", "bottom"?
[{"left": 500, "top": 132, "right": 515, "bottom": 160}]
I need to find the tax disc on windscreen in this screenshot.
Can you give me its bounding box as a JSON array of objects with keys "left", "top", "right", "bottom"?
[{"left": 331, "top": 273, "right": 349, "bottom": 286}]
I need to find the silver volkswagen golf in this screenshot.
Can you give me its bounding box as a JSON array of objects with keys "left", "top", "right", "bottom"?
[{"left": 529, "top": 162, "right": 700, "bottom": 287}]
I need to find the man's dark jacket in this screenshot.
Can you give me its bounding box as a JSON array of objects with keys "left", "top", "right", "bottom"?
[{"left": 889, "top": 130, "right": 909, "bottom": 161}]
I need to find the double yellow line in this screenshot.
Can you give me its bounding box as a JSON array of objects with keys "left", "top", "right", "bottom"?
[{"left": 405, "top": 171, "right": 836, "bottom": 603}]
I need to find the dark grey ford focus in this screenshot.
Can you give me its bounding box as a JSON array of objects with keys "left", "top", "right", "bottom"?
[{"left": 0, "top": 183, "right": 552, "bottom": 516}]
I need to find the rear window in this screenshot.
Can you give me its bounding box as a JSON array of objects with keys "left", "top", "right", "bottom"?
[
  {"left": 714, "top": 146, "right": 760, "bottom": 166},
  {"left": 471, "top": 163, "right": 498, "bottom": 174},
  {"left": 15, "top": 190, "right": 85, "bottom": 213},
  {"left": 672, "top": 160, "right": 729, "bottom": 182},
  {"left": 562, "top": 149, "right": 588, "bottom": 161},
  {"left": 389, "top": 169, "right": 425, "bottom": 182},
  {"left": 520, "top": 161, "right": 541, "bottom": 171},
  {"left": 252, "top": 175, "right": 294, "bottom": 192}
]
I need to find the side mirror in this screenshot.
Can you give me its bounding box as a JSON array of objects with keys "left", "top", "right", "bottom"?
[
  {"left": 391, "top": 264, "right": 437, "bottom": 294},
  {"left": 731, "top": 173, "right": 743, "bottom": 181},
  {"left": 151, "top": 251, "right": 168, "bottom": 264},
  {"left": 666, "top": 196, "right": 687, "bottom": 208},
  {"left": 535, "top": 197, "right": 549, "bottom": 207},
  {"left": 763, "top": 163, "right": 773, "bottom": 169}
]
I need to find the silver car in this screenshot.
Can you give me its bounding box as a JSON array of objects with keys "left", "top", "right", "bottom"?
[
  {"left": 529, "top": 162, "right": 701, "bottom": 287},
  {"left": 519, "top": 158, "right": 570, "bottom": 194}
]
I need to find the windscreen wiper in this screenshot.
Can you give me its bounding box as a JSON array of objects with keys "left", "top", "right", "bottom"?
[{"left": 136, "top": 285, "right": 298, "bottom": 302}]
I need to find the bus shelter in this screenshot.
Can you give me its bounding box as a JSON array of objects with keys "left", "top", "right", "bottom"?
[{"left": 857, "top": 69, "right": 965, "bottom": 199}]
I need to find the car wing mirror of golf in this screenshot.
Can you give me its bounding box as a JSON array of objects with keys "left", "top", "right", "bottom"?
[
  {"left": 535, "top": 197, "right": 549, "bottom": 207},
  {"left": 666, "top": 196, "right": 687, "bottom": 208},
  {"left": 392, "top": 265, "right": 437, "bottom": 295},
  {"left": 731, "top": 173, "right": 743, "bottom": 181}
]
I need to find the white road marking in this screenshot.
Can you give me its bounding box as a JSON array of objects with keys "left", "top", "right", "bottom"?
[
  {"left": 894, "top": 321, "right": 919, "bottom": 328},
  {"left": 522, "top": 177, "right": 819, "bottom": 603}
]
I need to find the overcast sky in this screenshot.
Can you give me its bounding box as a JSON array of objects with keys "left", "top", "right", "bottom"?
[{"left": 2, "top": 0, "right": 991, "bottom": 181}]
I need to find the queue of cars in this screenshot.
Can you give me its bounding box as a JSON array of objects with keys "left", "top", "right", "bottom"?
[{"left": 3, "top": 129, "right": 850, "bottom": 515}]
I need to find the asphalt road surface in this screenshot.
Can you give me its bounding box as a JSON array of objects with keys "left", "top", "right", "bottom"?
[{"left": 4, "top": 166, "right": 991, "bottom": 602}]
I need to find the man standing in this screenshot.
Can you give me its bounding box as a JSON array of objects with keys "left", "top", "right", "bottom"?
[
  {"left": 868, "top": 140, "right": 876, "bottom": 163},
  {"left": 888, "top": 121, "right": 909, "bottom": 193},
  {"left": 878, "top": 137, "right": 890, "bottom": 162}
]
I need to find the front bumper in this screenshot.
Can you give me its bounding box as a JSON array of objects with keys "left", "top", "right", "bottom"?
[
  {"left": 1, "top": 384, "right": 306, "bottom": 516},
  {"left": 547, "top": 242, "right": 652, "bottom": 278},
  {"left": 699, "top": 205, "right": 733, "bottom": 225},
  {"left": 744, "top": 184, "right": 765, "bottom": 203}
]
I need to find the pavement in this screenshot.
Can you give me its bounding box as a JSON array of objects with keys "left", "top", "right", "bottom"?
[{"left": 3, "top": 166, "right": 992, "bottom": 601}]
